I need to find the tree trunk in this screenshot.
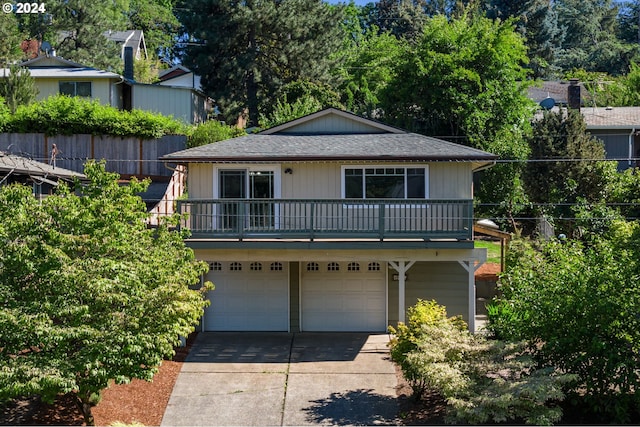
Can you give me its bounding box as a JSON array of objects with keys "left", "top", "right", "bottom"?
[
  {"left": 75, "top": 393, "right": 95, "bottom": 426},
  {"left": 246, "top": 25, "right": 260, "bottom": 128}
]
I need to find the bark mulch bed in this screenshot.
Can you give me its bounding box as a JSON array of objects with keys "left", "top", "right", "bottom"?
[{"left": 0, "top": 334, "right": 195, "bottom": 426}]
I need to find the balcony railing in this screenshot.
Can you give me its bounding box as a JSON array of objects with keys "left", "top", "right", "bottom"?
[{"left": 176, "top": 199, "right": 473, "bottom": 241}]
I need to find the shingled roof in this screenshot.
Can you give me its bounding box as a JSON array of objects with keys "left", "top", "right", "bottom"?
[{"left": 162, "top": 109, "right": 497, "bottom": 165}]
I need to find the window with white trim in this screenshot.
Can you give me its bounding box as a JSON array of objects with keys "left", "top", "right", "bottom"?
[{"left": 343, "top": 166, "right": 427, "bottom": 199}]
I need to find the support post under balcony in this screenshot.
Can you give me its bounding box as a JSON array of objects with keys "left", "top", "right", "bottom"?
[{"left": 389, "top": 260, "right": 416, "bottom": 324}]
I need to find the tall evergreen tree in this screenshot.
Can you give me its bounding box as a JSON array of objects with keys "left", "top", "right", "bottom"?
[
  {"left": 177, "top": 0, "right": 344, "bottom": 127},
  {"left": 49, "top": 0, "right": 127, "bottom": 71},
  {"left": 485, "top": 0, "right": 563, "bottom": 78},
  {"left": 0, "top": 12, "right": 24, "bottom": 63},
  {"left": 0, "top": 65, "right": 38, "bottom": 113},
  {"left": 617, "top": 1, "right": 640, "bottom": 45},
  {"left": 524, "top": 109, "right": 614, "bottom": 221},
  {"left": 553, "top": 0, "right": 637, "bottom": 75}
]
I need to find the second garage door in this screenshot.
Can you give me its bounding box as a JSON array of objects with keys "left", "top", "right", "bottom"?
[
  {"left": 203, "top": 261, "right": 289, "bottom": 331},
  {"left": 301, "top": 261, "right": 387, "bottom": 332}
]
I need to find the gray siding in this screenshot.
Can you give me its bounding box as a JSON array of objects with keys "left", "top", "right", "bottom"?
[
  {"left": 591, "top": 132, "right": 631, "bottom": 171},
  {"left": 388, "top": 261, "right": 468, "bottom": 326},
  {"left": 280, "top": 115, "right": 386, "bottom": 134}
]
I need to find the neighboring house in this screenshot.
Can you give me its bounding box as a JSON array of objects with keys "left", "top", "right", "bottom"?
[
  {"left": 19, "top": 55, "right": 123, "bottom": 108},
  {"left": 104, "top": 30, "right": 148, "bottom": 60},
  {"left": 531, "top": 81, "right": 640, "bottom": 171},
  {"left": 582, "top": 106, "right": 640, "bottom": 171},
  {"left": 0, "top": 151, "right": 85, "bottom": 197},
  {"left": 161, "top": 108, "right": 497, "bottom": 333},
  {"left": 12, "top": 54, "right": 211, "bottom": 124},
  {"left": 158, "top": 64, "right": 203, "bottom": 91}
]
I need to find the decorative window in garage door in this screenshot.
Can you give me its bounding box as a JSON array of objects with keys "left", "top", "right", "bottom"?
[
  {"left": 270, "top": 262, "right": 283, "bottom": 271},
  {"left": 230, "top": 262, "right": 242, "bottom": 271},
  {"left": 208, "top": 261, "right": 222, "bottom": 271},
  {"left": 250, "top": 262, "right": 262, "bottom": 271},
  {"left": 368, "top": 262, "right": 381, "bottom": 271},
  {"left": 306, "top": 262, "right": 319, "bottom": 271},
  {"left": 347, "top": 262, "right": 360, "bottom": 271},
  {"left": 327, "top": 262, "right": 340, "bottom": 271}
]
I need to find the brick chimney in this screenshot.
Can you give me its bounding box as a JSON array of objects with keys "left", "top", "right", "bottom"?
[
  {"left": 568, "top": 79, "right": 581, "bottom": 110},
  {"left": 124, "top": 46, "right": 134, "bottom": 81}
]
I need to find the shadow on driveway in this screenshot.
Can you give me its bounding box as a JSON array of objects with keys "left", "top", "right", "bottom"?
[{"left": 303, "top": 388, "right": 400, "bottom": 426}]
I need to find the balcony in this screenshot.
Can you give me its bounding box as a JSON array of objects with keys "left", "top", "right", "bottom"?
[{"left": 176, "top": 199, "right": 473, "bottom": 245}]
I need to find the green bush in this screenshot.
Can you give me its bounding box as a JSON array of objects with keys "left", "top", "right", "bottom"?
[
  {"left": 390, "top": 300, "right": 574, "bottom": 425},
  {"left": 388, "top": 299, "right": 465, "bottom": 396},
  {"left": 6, "top": 95, "right": 188, "bottom": 138},
  {"left": 493, "top": 233, "right": 640, "bottom": 423},
  {"left": 0, "top": 97, "right": 9, "bottom": 132},
  {"left": 187, "top": 120, "right": 245, "bottom": 148}
]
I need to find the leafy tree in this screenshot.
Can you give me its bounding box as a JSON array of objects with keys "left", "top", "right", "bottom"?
[
  {"left": 491, "top": 230, "right": 640, "bottom": 423},
  {"left": 177, "top": 0, "right": 345, "bottom": 127},
  {"left": 379, "top": 12, "right": 533, "bottom": 142},
  {"left": 49, "top": 0, "right": 127, "bottom": 71},
  {"left": 258, "top": 80, "right": 342, "bottom": 128},
  {"left": 0, "top": 65, "right": 38, "bottom": 113},
  {"left": 0, "top": 162, "right": 212, "bottom": 425},
  {"left": 377, "top": 11, "right": 533, "bottom": 222},
  {"left": 337, "top": 28, "right": 405, "bottom": 116},
  {"left": 127, "top": 0, "right": 181, "bottom": 60}
]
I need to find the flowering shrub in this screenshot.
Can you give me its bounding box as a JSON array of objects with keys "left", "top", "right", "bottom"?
[{"left": 389, "top": 300, "right": 574, "bottom": 425}]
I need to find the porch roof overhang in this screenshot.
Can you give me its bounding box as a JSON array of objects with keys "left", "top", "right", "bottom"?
[
  {"left": 189, "top": 245, "right": 482, "bottom": 262},
  {"left": 184, "top": 238, "right": 474, "bottom": 251}
]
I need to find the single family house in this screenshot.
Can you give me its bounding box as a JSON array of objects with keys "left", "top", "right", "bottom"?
[
  {"left": 14, "top": 53, "right": 211, "bottom": 124},
  {"left": 161, "top": 109, "right": 497, "bottom": 333}
]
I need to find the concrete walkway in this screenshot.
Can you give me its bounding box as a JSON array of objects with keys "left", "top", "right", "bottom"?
[{"left": 161, "top": 332, "right": 399, "bottom": 426}]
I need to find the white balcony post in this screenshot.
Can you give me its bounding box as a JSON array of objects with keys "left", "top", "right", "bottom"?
[
  {"left": 458, "top": 259, "right": 483, "bottom": 333},
  {"left": 389, "top": 260, "right": 416, "bottom": 324}
]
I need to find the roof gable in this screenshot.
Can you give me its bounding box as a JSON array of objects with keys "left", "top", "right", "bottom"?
[
  {"left": 260, "top": 108, "right": 404, "bottom": 135},
  {"left": 21, "top": 55, "right": 86, "bottom": 68}
]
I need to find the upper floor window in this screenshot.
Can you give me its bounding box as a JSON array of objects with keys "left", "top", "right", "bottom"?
[
  {"left": 343, "top": 166, "right": 427, "bottom": 199},
  {"left": 59, "top": 81, "right": 92, "bottom": 97}
]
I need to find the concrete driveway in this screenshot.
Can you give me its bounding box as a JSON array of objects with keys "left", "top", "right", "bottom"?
[{"left": 161, "top": 332, "right": 400, "bottom": 426}]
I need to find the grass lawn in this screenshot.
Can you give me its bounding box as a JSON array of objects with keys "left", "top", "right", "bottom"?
[{"left": 474, "top": 240, "right": 502, "bottom": 264}]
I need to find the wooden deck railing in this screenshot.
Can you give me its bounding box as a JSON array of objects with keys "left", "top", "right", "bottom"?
[{"left": 176, "top": 199, "right": 473, "bottom": 241}]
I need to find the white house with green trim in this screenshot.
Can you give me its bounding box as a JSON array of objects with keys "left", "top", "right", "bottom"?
[{"left": 161, "top": 108, "right": 497, "bottom": 333}]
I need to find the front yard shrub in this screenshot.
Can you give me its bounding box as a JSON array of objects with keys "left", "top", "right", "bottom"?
[
  {"left": 389, "top": 300, "right": 574, "bottom": 425},
  {"left": 388, "top": 299, "right": 465, "bottom": 396},
  {"left": 7, "top": 95, "right": 188, "bottom": 138},
  {"left": 187, "top": 120, "right": 245, "bottom": 148},
  {"left": 492, "top": 232, "right": 640, "bottom": 423}
]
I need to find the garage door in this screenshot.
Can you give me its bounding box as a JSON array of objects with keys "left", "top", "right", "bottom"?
[
  {"left": 301, "top": 261, "right": 386, "bottom": 332},
  {"left": 203, "top": 261, "right": 289, "bottom": 331}
]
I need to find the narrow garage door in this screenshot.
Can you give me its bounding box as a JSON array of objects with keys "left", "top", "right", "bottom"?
[
  {"left": 301, "top": 261, "right": 386, "bottom": 332},
  {"left": 203, "top": 261, "right": 289, "bottom": 331}
]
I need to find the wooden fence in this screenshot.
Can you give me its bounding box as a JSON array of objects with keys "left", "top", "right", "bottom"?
[{"left": 0, "top": 133, "right": 187, "bottom": 178}]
